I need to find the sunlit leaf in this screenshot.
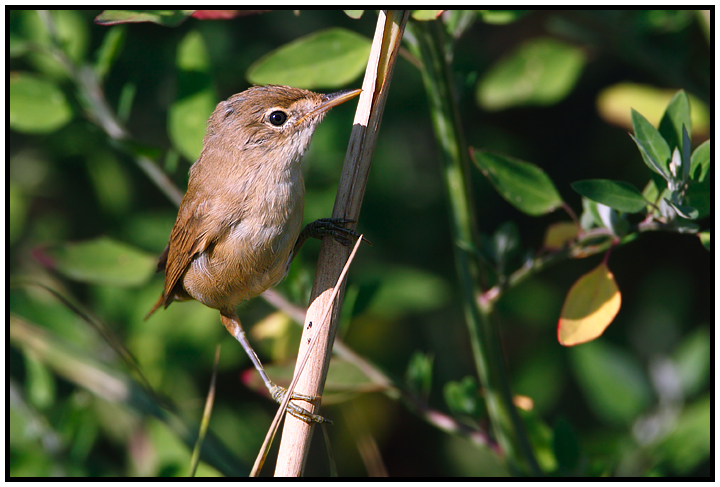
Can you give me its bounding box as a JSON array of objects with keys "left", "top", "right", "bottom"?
[
  {"left": 571, "top": 179, "right": 647, "bottom": 214},
  {"left": 344, "top": 10, "right": 364, "bottom": 19},
  {"left": 597, "top": 83, "right": 709, "bottom": 138},
  {"left": 412, "top": 10, "right": 444, "bottom": 20},
  {"left": 249, "top": 310, "right": 297, "bottom": 361},
  {"left": 543, "top": 222, "right": 578, "bottom": 251},
  {"left": 558, "top": 262, "right": 621, "bottom": 346},
  {"left": 36, "top": 236, "right": 157, "bottom": 286},
  {"left": 698, "top": 232, "right": 710, "bottom": 251},
  {"left": 10, "top": 73, "right": 73, "bottom": 134},
  {"left": 247, "top": 28, "right": 371, "bottom": 89},
  {"left": 476, "top": 37, "right": 585, "bottom": 110},
  {"left": 471, "top": 149, "right": 564, "bottom": 216}
]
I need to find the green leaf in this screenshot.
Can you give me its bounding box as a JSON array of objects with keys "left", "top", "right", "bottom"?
[
  {"left": 641, "top": 179, "right": 661, "bottom": 211},
  {"left": 247, "top": 28, "right": 371, "bottom": 89},
  {"left": 690, "top": 140, "right": 710, "bottom": 182},
  {"left": 570, "top": 341, "right": 653, "bottom": 425},
  {"left": 477, "top": 10, "right": 531, "bottom": 24},
  {"left": 168, "top": 31, "right": 217, "bottom": 162},
  {"left": 38, "top": 236, "right": 157, "bottom": 286},
  {"left": 406, "top": 352, "right": 433, "bottom": 399},
  {"left": 94, "top": 10, "right": 195, "bottom": 27},
  {"left": 343, "top": 10, "right": 364, "bottom": 19},
  {"left": 658, "top": 90, "right": 691, "bottom": 153},
  {"left": 698, "top": 232, "right": 710, "bottom": 251},
  {"left": 631, "top": 109, "right": 672, "bottom": 180},
  {"left": 666, "top": 199, "right": 699, "bottom": 220},
  {"left": 444, "top": 376, "right": 482, "bottom": 417},
  {"left": 411, "top": 10, "right": 444, "bottom": 20},
  {"left": 471, "top": 149, "right": 563, "bottom": 216},
  {"left": 476, "top": 37, "right": 585, "bottom": 111},
  {"left": 10, "top": 73, "right": 73, "bottom": 134},
  {"left": 21, "top": 10, "right": 89, "bottom": 79},
  {"left": 571, "top": 179, "right": 647, "bottom": 214},
  {"left": 169, "top": 91, "right": 215, "bottom": 162},
  {"left": 681, "top": 126, "right": 691, "bottom": 183}
]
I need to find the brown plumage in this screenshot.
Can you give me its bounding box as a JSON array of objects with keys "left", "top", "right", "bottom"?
[{"left": 145, "top": 85, "right": 361, "bottom": 423}]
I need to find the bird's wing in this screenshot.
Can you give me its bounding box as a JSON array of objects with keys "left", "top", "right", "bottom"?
[{"left": 160, "top": 197, "right": 229, "bottom": 308}]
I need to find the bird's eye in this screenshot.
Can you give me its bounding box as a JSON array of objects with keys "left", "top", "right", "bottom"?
[{"left": 268, "top": 110, "right": 288, "bottom": 126}]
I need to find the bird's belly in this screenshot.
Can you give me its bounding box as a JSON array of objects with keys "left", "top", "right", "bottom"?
[{"left": 182, "top": 212, "right": 302, "bottom": 311}]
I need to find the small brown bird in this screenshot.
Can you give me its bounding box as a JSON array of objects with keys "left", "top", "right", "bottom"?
[{"left": 146, "top": 85, "right": 362, "bottom": 423}]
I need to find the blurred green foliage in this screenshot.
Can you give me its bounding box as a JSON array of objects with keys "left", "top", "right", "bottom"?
[{"left": 9, "top": 9, "right": 710, "bottom": 477}]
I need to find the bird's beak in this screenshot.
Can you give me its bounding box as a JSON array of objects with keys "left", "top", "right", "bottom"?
[{"left": 299, "top": 88, "right": 362, "bottom": 124}]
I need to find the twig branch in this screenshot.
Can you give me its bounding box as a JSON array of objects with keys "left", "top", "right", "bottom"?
[{"left": 273, "top": 10, "right": 410, "bottom": 477}]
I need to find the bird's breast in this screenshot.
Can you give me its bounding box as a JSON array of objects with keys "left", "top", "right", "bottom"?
[{"left": 182, "top": 170, "right": 305, "bottom": 310}]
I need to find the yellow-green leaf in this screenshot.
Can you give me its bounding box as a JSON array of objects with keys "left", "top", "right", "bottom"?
[
  {"left": 558, "top": 263, "right": 621, "bottom": 346},
  {"left": 596, "top": 83, "right": 709, "bottom": 138},
  {"left": 412, "top": 10, "right": 444, "bottom": 20},
  {"left": 10, "top": 73, "right": 73, "bottom": 134},
  {"left": 543, "top": 222, "right": 578, "bottom": 251},
  {"left": 698, "top": 232, "right": 710, "bottom": 251}
]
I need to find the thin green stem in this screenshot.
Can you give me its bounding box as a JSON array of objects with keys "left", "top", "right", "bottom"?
[{"left": 405, "top": 19, "right": 540, "bottom": 475}]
